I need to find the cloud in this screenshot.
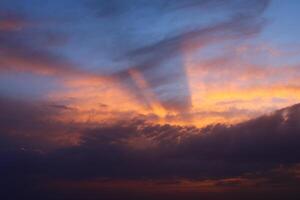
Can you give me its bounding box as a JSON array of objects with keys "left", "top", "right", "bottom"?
[
  {"left": 0, "top": 97, "right": 84, "bottom": 149},
  {"left": 1, "top": 98, "right": 299, "bottom": 176},
  {"left": 0, "top": 11, "right": 97, "bottom": 78},
  {"left": 89, "top": 0, "right": 270, "bottom": 18},
  {"left": 104, "top": 0, "right": 271, "bottom": 112},
  {"left": 6, "top": 1, "right": 300, "bottom": 199},
  {"left": 0, "top": 30, "right": 81, "bottom": 76},
  {"left": 88, "top": 0, "right": 224, "bottom": 17},
  {"left": 39, "top": 102, "right": 299, "bottom": 180},
  {"left": 1, "top": 94, "right": 300, "bottom": 199},
  {"left": 0, "top": 1, "right": 273, "bottom": 116}
]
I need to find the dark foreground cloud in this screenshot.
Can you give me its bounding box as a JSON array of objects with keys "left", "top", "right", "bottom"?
[
  {"left": 0, "top": 97, "right": 83, "bottom": 149},
  {"left": 40, "top": 103, "right": 300, "bottom": 180},
  {"left": 1, "top": 96, "right": 300, "bottom": 199}
]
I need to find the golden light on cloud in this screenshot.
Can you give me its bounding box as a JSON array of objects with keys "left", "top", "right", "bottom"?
[
  {"left": 128, "top": 69, "right": 168, "bottom": 118},
  {"left": 46, "top": 66, "right": 300, "bottom": 128}
]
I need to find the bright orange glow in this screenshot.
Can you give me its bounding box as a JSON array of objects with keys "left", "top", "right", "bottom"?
[
  {"left": 128, "top": 69, "right": 168, "bottom": 118},
  {"left": 46, "top": 68, "right": 300, "bottom": 127},
  {"left": 32, "top": 40, "right": 300, "bottom": 128}
]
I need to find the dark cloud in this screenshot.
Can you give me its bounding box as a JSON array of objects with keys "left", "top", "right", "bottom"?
[
  {"left": 36, "top": 102, "right": 299, "bottom": 181},
  {"left": 1, "top": 96, "right": 300, "bottom": 199},
  {"left": 0, "top": 97, "right": 83, "bottom": 150}
]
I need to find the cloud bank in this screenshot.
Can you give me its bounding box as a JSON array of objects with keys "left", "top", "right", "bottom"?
[{"left": 1, "top": 96, "right": 300, "bottom": 199}]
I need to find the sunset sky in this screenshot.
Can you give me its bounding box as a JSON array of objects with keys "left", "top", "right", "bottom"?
[{"left": 1, "top": 0, "right": 300, "bottom": 199}]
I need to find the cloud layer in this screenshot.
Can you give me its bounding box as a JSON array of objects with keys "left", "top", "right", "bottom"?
[{"left": 1, "top": 96, "right": 300, "bottom": 199}]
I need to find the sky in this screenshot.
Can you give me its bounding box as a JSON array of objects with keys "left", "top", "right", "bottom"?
[{"left": 1, "top": 0, "right": 300, "bottom": 199}]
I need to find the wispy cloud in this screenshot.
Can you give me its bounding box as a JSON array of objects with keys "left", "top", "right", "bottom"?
[{"left": 104, "top": 0, "right": 271, "bottom": 113}]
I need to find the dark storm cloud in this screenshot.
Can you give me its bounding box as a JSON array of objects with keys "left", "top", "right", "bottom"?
[
  {"left": 2, "top": 99, "right": 300, "bottom": 179},
  {"left": 37, "top": 102, "right": 299, "bottom": 180},
  {"left": 1, "top": 96, "right": 300, "bottom": 199}
]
